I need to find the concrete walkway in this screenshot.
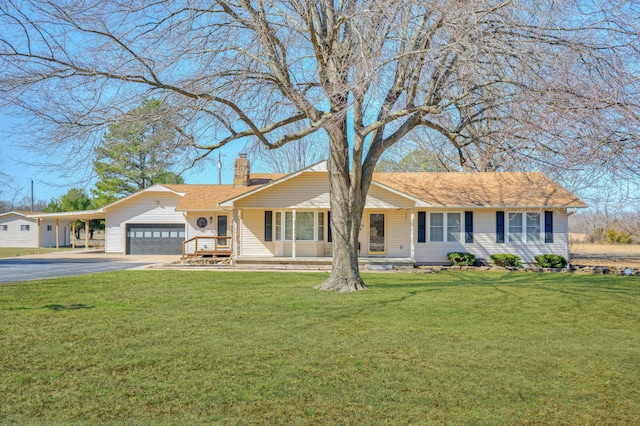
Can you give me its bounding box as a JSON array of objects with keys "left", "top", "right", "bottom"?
[{"left": 0, "top": 250, "right": 179, "bottom": 284}]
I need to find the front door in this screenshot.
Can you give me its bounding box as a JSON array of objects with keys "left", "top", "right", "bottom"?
[{"left": 369, "top": 213, "right": 385, "bottom": 254}]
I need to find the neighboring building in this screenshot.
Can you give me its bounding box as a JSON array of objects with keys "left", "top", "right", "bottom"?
[
  {"left": 0, "top": 211, "right": 71, "bottom": 248},
  {"left": 28, "top": 156, "right": 587, "bottom": 264}
]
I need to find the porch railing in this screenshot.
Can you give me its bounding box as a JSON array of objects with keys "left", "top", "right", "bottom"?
[{"left": 182, "top": 236, "right": 232, "bottom": 259}]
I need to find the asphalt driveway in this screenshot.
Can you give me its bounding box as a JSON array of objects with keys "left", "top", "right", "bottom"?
[{"left": 0, "top": 251, "right": 177, "bottom": 284}]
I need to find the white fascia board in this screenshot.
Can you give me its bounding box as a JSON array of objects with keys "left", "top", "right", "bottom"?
[
  {"left": 27, "top": 209, "right": 105, "bottom": 220},
  {"left": 219, "top": 160, "right": 328, "bottom": 207},
  {"left": 424, "top": 205, "right": 581, "bottom": 210}
]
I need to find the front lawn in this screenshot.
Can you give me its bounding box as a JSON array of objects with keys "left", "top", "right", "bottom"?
[
  {"left": 1, "top": 271, "right": 638, "bottom": 424},
  {"left": 0, "top": 247, "right": 73, "bottom": 258}
]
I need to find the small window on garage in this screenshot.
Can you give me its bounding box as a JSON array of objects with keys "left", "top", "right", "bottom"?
[
  {"left": 47, "top": 225, "right": 53, "bottom": 231},
  {"left": 21, "top": 224, "right": 30, "bottom": 231},
  {"left": 1, "top": 225, "right": 7, "bottom": 231}
]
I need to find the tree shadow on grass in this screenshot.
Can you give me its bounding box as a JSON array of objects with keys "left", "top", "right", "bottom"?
[
  {"left": 6, "top": 303, "right": 94, "bottom": 311},
  {"left": 44, "top": 303, "right": 94, "bottom": 311}
]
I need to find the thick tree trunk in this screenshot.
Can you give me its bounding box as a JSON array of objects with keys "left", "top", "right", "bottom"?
[
  {"left": 315, "top": 210, "right": 366, "bottom": 292},
  {"left": 315, "top": 126, "right": 368, "bottom": 292}
]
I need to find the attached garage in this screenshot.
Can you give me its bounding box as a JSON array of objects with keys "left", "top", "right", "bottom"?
[{"left": 126, "top": 224, "right": 185, "bottom": 255}]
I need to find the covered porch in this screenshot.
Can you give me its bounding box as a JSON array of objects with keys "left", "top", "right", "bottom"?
[
  {"left": 28, "top": 210, "right": 105, "bottom": 253},
  {"left": 234, "top": 255, "right": 414, "bottom": 270}
]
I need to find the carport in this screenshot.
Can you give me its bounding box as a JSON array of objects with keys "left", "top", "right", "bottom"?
[{"left": 29, "top": 209, "right": 106, "bottom": 253}]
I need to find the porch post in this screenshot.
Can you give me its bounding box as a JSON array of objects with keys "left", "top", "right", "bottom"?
[
  {"left": 232, "top": 209, "right": 239, "bottom": 260},
  {"left": 37, "top": 218, "right": 41, "bottom": 254},
  {"left": 71, "top": 222, "right": 75, "bottom": 249},
  {"left": 410, "top": 209, "right": 415, "bottom": 262},
  {"left": 292, "top": 209, "right": 296, "bottom": 258},
  {"left": 238, "top": 210, "right": 243, "bottom": 258},
  {"left": 85, "top": 220, "right": 89, "bottom": 251},
  {"left": 55, "top": 218, "right": 59, "bottom": 252}
]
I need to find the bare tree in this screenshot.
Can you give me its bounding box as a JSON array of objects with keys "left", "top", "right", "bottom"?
[
  {"left": 245, "top": 136, "right": 328, "bottom": 174},
  {"left": 1, "top": 1, "right": 639, "bottom": 291}
]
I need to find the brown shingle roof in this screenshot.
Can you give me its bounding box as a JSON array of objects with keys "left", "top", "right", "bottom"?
[
  {"left": 169, "top": 174, "right": 284, "bottom": 211},
  {"left": 164, "top": 171, "right": 585, "bottom": 211},
  {"left": 372, "top": 172, "right": 587, "bottom": 208}
]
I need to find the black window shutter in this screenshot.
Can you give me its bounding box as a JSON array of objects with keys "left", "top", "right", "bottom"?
[
  {"left": 465, "top": 211, "right": 474, "bottom": 243},
  {"left": 418, "top": 212, "right": 426, "bottom": 243},
  {"left": 545, "top": 211, "right": 554, "bottom": 243},
  {"left": 327, "top": 211, "right": 332, "bottom": 243},
  {"left": 496, "top": 211, "right": 505, "bottom": 243},
  {"left": 264, "top": 211, "right": 272, "bottom": 241}
]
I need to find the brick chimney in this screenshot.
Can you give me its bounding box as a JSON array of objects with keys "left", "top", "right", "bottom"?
[{"left": 234, "top": 153, "right": 250, "bottom": 186}]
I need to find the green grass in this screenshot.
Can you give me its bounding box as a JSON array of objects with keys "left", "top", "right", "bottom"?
[
  {"left": 1, "top": 271, "right": 639, "bottom": 425},
  {"left": 0, "top": 247, "right": 73, "bottom": 258}
]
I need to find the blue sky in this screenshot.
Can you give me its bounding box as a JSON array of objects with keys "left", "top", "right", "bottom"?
[{"left": 0, "top": 112, "right": 247, "bottom": 202}]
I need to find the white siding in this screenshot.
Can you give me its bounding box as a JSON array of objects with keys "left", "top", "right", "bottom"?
[
  {"left": 360, "top": 209, "right": 411, "bottom": 257},
  {"left": 104, "top": 192, "right": 187, "bottom": 254},
  {"left": 236, "top": 172, "right": 414, "bottom": 209},
  {"left": 39, "top": 219, "right": 72, "bottom": 248},
  {"left": 240, "top": 209, "right": 275, "bottom": 256},
  {"left": 0, "top": 214, "right": 38, "bottom": 247},
  {"left": 414, "top": 209, "right": 569, "bottom": 264}
]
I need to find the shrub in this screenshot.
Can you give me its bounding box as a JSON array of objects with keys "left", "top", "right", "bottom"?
[
  {"left": 534, "top": 254, "right": 568, "bottom": 268},
  {"left": 447, "top": 252, "right": 477, "bottom": 266},
  {"left": 489, "top": 254, "right": 522, "bottom": 268},
  {"left": 606, "top": 228, "right": 632, "bottom": 244}
]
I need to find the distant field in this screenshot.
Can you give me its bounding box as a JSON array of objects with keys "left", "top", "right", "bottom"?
[
  {"left": 570, "top": 243, "right": 640, "bottom": 267},
  {"left": 1, "top": 271, "right": 638, "bottom": 424}
]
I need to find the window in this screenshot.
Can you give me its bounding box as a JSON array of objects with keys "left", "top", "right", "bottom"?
[
  {"left": 21, "top": 224, "right": 30, "bottom": 231},
  {"left": 526, "top": 213, "right": 540, "bottom": 242},
  {"left": 317, "top": 212, "right": 325, "bottom": 242},
  {"left": 430, "top": 213, "right": 444, "bottom": 242},
  {"left": 508, "top": 212, "right": 541, "bottom": 242},
  {"left": 430, "top": 212, "right": 462, "bottom": 242},
  {"left": 1, "top": 225, "right": 7, "bottom": 231},
  {"left": 295, "top": 212, "right": 314, "bottom": 240},
  {"left": 285, "top": 212, "right": 293, "bottom": 240},
  {"left": 276, "top": 211, "right": 325, "bottom": 241},
  {"left": 447, "top": 213, "right": 461, "bottom": 242},
  {"left": 47, "top": 225, "right": 53, "bottom": 231},
  {"left": 508, "top": 213, "right": 523, "bottom": 242},
  {"left": 275, "top": 212, "right": 282, "bottom": 240}
]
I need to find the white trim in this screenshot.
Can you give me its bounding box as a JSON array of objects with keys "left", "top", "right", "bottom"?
[
  {"left": 274, "top": 210, "right": 324, "bottom": 242},
  {"left": 410, "top": 209, "right": 415, "bottom": 261},
  {"left": 507, "top": 211, "right": 542, "bottom": 243},
  {"left": 292, "top": 209, "right": 296, "bottom": 258},
  {"left": 429, "top": 212, "right": 463, "bottom": 243}
]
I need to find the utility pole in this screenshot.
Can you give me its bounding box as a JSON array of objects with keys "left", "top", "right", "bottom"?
[
  {"left": 218, "top": 152, "right": 222, "bottom": 185},
  {"left": 30, "top": 179, "right": 34, "bottom": 212}
]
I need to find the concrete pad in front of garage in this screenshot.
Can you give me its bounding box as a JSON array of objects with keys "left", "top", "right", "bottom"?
[{"left": 0, "top": 250, "right": 180, "bottom": 284}]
